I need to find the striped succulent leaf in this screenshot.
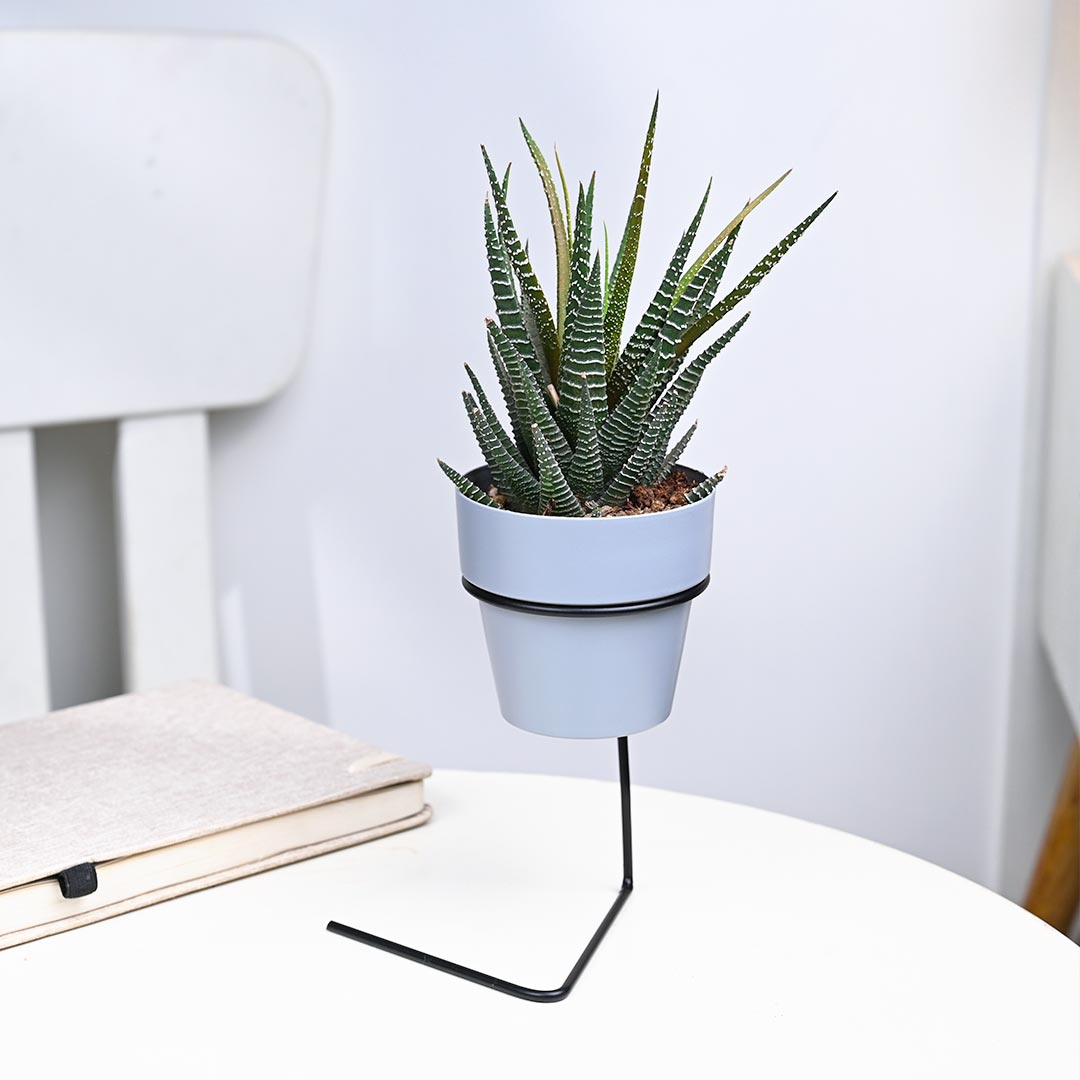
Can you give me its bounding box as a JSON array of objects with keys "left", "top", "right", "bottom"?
[
  {"left": 600, "top": 345, "right": 663, "bottom": 479},
  {"left": 657, "top": 313, "right": 751, "bottom": 435},
  {"left": 484, "top": 199, "right": 548, "bottom": 390},
  {"left": 609, "top": 181, "right": 712, "bottom": 405},
  {"left": 463, "top": 392, "right": 541, "bottom": 507},
  {"left": 482, "top": 145, "right": 559, "bottom": 374},
  {"left": 678, "top": 192, "right": 837, "bottom": 357},
  {"left": 556, "top": 255, "right": 608, "bottom": 441},
  {"left": 692, "top": 221, "right": 742, "bottom": 320},
  {"left": 600, "top": 405, "right": 668, "bottom": 507},
  {"left": 674, "top": 169, "right": 791, "bottom": 303},
  {"left": 625, "top": 227, "right": 720, "bottom": 413},
  {"left": 567, "top": 375, "right": 604, "bottom": 496},
  {"left": 564, "top": 175, "right": 595, "bottom": 344},
  {"left": 685, "top": 468, "right": 727, "bottom": 503},
  {"left": 486, "top": 321, "right": 539, "bottom": 455},
  {"left": 523, "top": 363, "right": 573, "bottom": 466},
  {"left": 661, "top": 222, "right": 724, "bottom": 340},
  {"left": 485, "top": 328, "right": 528, "bottom": 453},
  {"left": 653, "top": 421, "right": 698, "bottom": 485},
  {"left": 443, "top": 102, "right": 834, "bottom": 516},
  {"left": 464, "top": 363, "right": 530, "bottom": 473},
  {"left": 602, "top": 222, "right": 611, "bottom": 315},
  {"left": 438, "top": 459, "right": 504, "bottom": 508},
  {"left": 604, "top": 217, "right": 720, "bottom": 441},
  {"left": 487, "top": 319, "right": 570, "bottom": 466},
  {"left": 603, "top": 93, "right": 658, "bottom": 374},
  {"left": 520, "top": 121, "right": 571, "bottom": 352},
  {"left": 485, "top": 316, "right": 551, "bottom": 408},
  {"left": 519, "top": 284, "right": 556, "bottom": 396},
  {"left": 534, "top": 424, "right": 584, "bottom": 516},
  {"left": 555, "top": 147, "right": 573, "bottom": 247}
]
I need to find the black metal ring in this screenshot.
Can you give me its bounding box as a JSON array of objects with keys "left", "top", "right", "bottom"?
[{"left": 460, "top": 575, "right": 710, "bottom": 618}]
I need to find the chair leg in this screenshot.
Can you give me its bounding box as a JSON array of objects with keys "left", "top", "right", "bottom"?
[{"left": 1024, "top": 738, "right": 1080, "bottom": 934}]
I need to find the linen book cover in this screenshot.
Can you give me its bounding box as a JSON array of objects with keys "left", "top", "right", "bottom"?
[{"left": 0, "top": 681, "right": 431, "bottom": 949}]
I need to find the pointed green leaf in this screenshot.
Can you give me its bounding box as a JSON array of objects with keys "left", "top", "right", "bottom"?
[
  {"left": 463, "top": 392, "right": 541, "bottom": 507},
  {"left": 484, "top": 199, "right": 548, "bottom": 391},
  {"left": 600, "top": 345, "right": 663, "bottom": 479},
  {"left": 486, "top": 324, "right": 527, "bottom": 451},
  {"left": 564, "top": 175, "right": 595, "bottom": 343},
  {"left": 518, "top": 286, "right": 555, "bottom": 396},
  {"left": 488, "top": 320, "right": 572, "bottom": 466},
  {"left": 482, "top": 145, "right": 559, "bottom": 373},
  {"left": 627, "top": 221, "right": 724, "bottom": 403},
  {"left": 678, "top": 193, "right": 836, "bottom": 357},
  {"left": 603, "top": 94, "right": 658, "bottom": 373},
  {"left": 438, "top": 459, "right": 504, "bottom": 508},
  {"left": 643, "top": 313, "right": 744, "bottom": 491},
  {"left": 567, "top": 375, "right": 604, "bottom": 497},
  {"left": 609, "top": 181, "right": 711, "bottom": 404},
  {"left": 557, "top": 255, "right": 608, "bottom": 442},
  {"left": 555, "top": 146, "right": 573, "bottom": 248},
  {"left": 463, "top": 388, "right": 505, "bottom": 480},
  {"left": 685, "top": 468, "right": 727, "bottom": 503},
  {"left": 523, "top": 364, "right": 572, "bottom": 465},
  {"left": 658, "top": 312, "right": 750, "bottom": 436},
  {"left": 465, "top": 363, "right": 530, "bottom": 474},
  {"left": 692, "top": 221, "right": 741, "bottom": 319},
  {"left": 486, "top": 325, "right": 531, "bottom": 455},
  {"left": 603, "top": 222, "right": 611, "bottom": 316},
  {"left": 653, "top": 422, "right": 698, "bottom": 484},
  {"left": 520, "top": 121, "right": 571, "bottom": 357},
  {"left": 601, "top": 406, "right": 668, "bottom": 507},
  {"left": 673, "top": 169, "right": 791, "bottom": 303},
  {"left": 534, "top": 424, "right": 585, "bottom": 516},
  {"left": 601, "top": 255, "right": 718, "bottom": 481}
]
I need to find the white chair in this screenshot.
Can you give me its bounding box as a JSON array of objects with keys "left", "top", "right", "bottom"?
[{"left": 0, "top": 32, "right": 328, "bottom": 722}]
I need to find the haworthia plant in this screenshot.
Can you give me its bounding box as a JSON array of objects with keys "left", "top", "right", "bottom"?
[{"left": 441, "top": 98, "right": 835, "bottom": 516}]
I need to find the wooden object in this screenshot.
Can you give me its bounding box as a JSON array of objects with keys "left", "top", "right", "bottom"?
[{"left": 1025, "top": 739, "right": 1080, "bottom": 933}]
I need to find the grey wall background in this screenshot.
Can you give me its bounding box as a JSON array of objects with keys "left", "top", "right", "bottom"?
[{"left": 6, "top": 0, "right": 1073, "bottom": 897}]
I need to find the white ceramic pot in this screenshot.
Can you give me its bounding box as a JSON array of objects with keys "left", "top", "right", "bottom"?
[{"left": 456, "top": 466, "right": 718, "bottom": 739}]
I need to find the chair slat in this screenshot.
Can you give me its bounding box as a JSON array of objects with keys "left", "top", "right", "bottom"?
[
  {"left": 115, "top": 412, "right": 219, "bottom": 691},
  {"left": 0, "top": 429, "right": 49, "bottom": 722}
]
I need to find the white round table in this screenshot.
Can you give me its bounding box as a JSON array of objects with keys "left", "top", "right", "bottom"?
[{"left": 2, "top": 771, "right": 1076, "bottom": 1078}]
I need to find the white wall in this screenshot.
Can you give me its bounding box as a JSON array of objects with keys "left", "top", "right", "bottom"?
[{"left": 5, "top": 0, "right": 1058, "bottom": 889}]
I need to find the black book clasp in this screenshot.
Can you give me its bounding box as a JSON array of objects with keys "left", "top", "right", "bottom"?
[{"left": 55, "top": 862, "right": 97, "bottom": 899}]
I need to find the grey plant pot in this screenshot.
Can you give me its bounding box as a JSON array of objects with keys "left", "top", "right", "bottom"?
[{"left": 456, "top": 466, "right": 718, "bottom": 739}]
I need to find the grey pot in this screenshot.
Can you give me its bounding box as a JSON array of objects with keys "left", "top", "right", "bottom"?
[{"left": 456, "top": 466, "right": 718, "bottom": 739}]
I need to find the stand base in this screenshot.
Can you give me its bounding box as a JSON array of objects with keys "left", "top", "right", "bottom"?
[{"left": 326, "top": 736, "right": 634, "bottom": 1003}]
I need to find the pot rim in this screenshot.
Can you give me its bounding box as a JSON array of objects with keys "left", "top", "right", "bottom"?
[{"left": 460, "top": 463, "right": 720, "bottom": 524}]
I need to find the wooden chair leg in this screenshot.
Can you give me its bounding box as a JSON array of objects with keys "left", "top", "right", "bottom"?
[{"left": 1024, "top": 738, "right": 1080, "bottom": 934}]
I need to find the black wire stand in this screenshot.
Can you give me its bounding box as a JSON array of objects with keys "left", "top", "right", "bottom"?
[{"left": 326, "top": 735, "right": 634, "bottom": 1003}]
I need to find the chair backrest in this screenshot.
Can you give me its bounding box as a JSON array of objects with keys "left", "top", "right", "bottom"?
[{"left": 0, "top": 32, "right": 328, "bottom": 722}]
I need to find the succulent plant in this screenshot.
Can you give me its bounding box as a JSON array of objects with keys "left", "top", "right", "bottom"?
[{"left": 439, "top": 96, "right": 835, "bottom": 517}]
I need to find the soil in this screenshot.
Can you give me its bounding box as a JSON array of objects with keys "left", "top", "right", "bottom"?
[
  {"left": 598, "top": 469, "right": 708, "bottom": 516},
  {"left": 488, "top": 468, "right": 721, "bottom": 516}
]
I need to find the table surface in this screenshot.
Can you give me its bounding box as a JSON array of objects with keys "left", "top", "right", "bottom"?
[{"left": 2, "top": 770, "right": 1077, "bottom": 1078}]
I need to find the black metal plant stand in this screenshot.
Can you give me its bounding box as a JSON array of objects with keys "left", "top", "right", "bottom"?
[{"left": 326, "top": 736, "right": 634, "bottom": 1003}]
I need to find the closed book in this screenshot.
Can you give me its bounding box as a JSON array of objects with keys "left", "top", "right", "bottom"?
[{"left": 0, "top": 681, "right": 430, "bottom": 949}]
